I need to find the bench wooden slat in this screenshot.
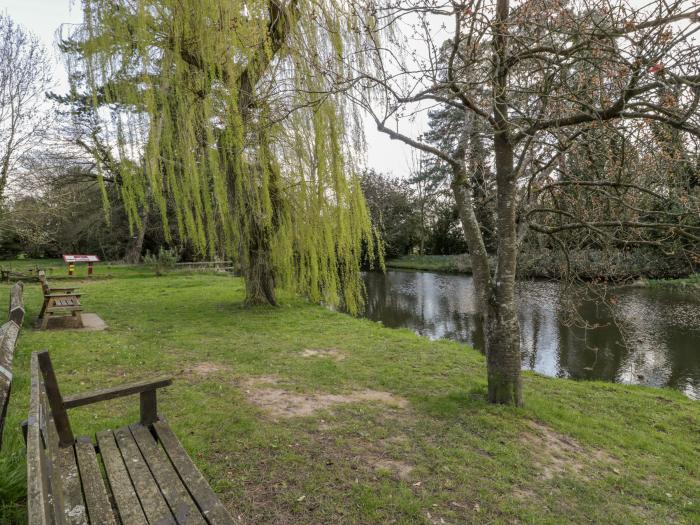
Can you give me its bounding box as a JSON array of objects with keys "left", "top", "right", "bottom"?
[
  {"left": 153, "top": 421, "right": 235, "bottom": 525},
  {"left": 114, "top": 426, "right": 176, "bottom": 525},
  {"left": 96, "top": 430, "right": 149, "bottom": 525},
  {"left": 75, "top": 436, "right": 118, "bottom": 525},
  {"left": 40, "top": 387, "right": 73, "bottom": 525},
  {"left": 130, "top": 423, "right": 208, "bottom": 525},
  {"left": 0, "top": 321, "right": 20, "bottom": 449},
  {"left": 47, "top": 298, "right": 81, "bottom": 304},
  {"left": 27, "top": 355, "right": 53, "bottom": 525},
  {"left": 40, "top": 368, "right": 87, "bottom": 525},
  {"left": 63, "top": 377, "right": 173, "bottom": 409},
  {"left": 54, "top": 445, "right": 89, "bottom": 524},
  {"left": 51, "top": 304, "right": 82, "bottom": 310}
]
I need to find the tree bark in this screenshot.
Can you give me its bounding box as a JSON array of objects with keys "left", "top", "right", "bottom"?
[
  {"left": 486, "top": 129, "right": 522, "bottom": 406},
  {"left": 123, "top": 205, "right": 149, "bottom": 264},
  {"left": 486, "top": 0, "right": 523, "bottom": 406},
  {"left": 243, "top": 240, "right": 277, "bottom": 306},
  {"left": 451, "top": 166, "right": 490, "bottom": 310}
]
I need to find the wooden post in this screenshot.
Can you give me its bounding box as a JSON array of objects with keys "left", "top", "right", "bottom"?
[
  {"left": 140, "top": 390, "right": 158, "bottom": 426},
  {"left": 68, "top": 263, "right": 74, "bottom": 276},
  {"left": 88, "top": 262, "right": 94, "bottom": 276},
  {"left": 36, "top": 351, "right": 74, "bottom": 447}
]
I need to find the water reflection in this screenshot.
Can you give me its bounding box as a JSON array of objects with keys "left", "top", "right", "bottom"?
[{"left": 362, "top": 270, "right": 700, "bottom": 399}]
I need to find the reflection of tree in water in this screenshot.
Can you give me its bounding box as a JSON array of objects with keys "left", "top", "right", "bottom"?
[
  {"left": 363, "top": 271, "right": 481, "bottom": 344},
  {"left": 613, "top": 288, "right": 700, "bottom": 399},
  {"left": 362, "top": 271, "right": 700, "bottom": 398}
]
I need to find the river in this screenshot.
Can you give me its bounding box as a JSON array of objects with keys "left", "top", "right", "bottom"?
[{"left": 362, "top": 270, "right": 700, "bottom": 399}]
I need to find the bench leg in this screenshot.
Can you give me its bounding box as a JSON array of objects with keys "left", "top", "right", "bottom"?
[
  {"left": 73, "top": 310, "right": 82, "bottom": 327},
  {"left": 40, "top": 313, "right": 50, "bottom": 330},
  {"left": 140, "top": 390, "right": 158, "bottom": 426}
]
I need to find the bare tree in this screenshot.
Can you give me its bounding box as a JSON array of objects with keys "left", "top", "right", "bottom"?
[
  {"left": 0, "top": 14, "right": 52, "bottom": 203},
  {"left": 342, "top": 0, "right": 700, "bottom": 405}
]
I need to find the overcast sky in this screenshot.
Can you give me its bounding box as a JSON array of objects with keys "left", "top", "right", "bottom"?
[{"left": 0, "top": 0, "right": 418, "bottom": 178}]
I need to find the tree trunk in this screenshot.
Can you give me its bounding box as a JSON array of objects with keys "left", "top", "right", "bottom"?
[
  {"left": 231, "top": 6, "right": 291, "bottom": 308},
  {"left": 484, "top": 287, "right": 522, "bottom": 405},
  {"left": 243, "top": 231, "right": 277, "bottom": 306},
  {"left": 123, "top": 205, "right": 149, "bottom": 264},
  {"left": 483, "top": 0, "right": 523, "bottom": 405},
  {"left": 451, "top": 168, "right": 490, "bottom": 308}
]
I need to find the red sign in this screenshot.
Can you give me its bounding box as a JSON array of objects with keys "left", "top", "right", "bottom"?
[{"left": 62, "top": 255, "right": 100, "bottom": 263}]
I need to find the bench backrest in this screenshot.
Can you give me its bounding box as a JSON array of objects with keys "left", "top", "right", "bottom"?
[
  {"left": 37, "top": 270, "right": 50, "bottom": 295},
  {"left": 9, "top": 281, "right": 24, "bottom": 325},
  {"left": 0, "top": 320, "right": 20, "bottom": 450},
  {"left": 27, "top": 352, "right": 74, "bottom": 524}
]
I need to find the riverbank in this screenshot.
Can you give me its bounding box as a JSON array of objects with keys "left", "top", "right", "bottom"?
[
  {"left": 648, "top": 274, "right": 700, "bottom": 289},
  {"left": 1, "top": 268, "right": 698, "bottom": 523},
  {"left": 387, "top": 251, "right": 697, "bottom": 283},
  {"left": 386, "top": 254, "right": 472, "bottom": 273}
]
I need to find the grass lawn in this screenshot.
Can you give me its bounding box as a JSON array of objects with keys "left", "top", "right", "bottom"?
[
  {"left": 0, "top": 264, "right": 698, "bottom": 524},
  {"left": 648, "top": 274, "right": 700, "bottom": 289},
  {"left": 386, "top": 254, "right": 471, "bottom": 274}
]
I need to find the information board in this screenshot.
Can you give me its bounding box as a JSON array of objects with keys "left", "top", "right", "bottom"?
[{"left": 62, "top": 255, "right": 100, "bottom": 263}]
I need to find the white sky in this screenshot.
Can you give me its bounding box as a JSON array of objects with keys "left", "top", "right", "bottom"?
[{"left": 0, "top": 0, "right": 418, "bottom": 178}]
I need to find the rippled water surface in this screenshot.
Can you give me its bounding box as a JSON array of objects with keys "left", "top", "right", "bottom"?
[{"left": 363, "top": 270, "right": 700, "bottom": 399}]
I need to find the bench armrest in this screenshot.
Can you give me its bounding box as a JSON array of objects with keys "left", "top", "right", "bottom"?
[
  {"left": 50, "top": 287, "right": 79, "bottom": 292},
  {"left": 44, "top": 293, "right": 83, "bottom": 298},
  {"left": 62, "top": 377, "right": 172, "bottom": 409}
]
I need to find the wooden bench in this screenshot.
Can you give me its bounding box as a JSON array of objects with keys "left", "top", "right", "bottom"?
[
  {"left": 0, "top": 282, "right": 24, "bottom": 449},
  {"left": 37, "top": 270, "right": 83, "bottom": 329},
  {"left": 26, "top": 350, "right": 234, "bottom": 524},
  {"left": 174, "top": 261, "right": 235, "bottom": 273},
  {"left": 1, "top": 268, "right": 35, "bottom": 282}
]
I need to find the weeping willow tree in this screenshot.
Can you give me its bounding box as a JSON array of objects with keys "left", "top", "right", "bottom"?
[{"left": 62, "top": 0, "right": 380, "bottom": 312}]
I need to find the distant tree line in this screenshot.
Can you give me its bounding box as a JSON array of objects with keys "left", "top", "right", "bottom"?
[{"left": 360, "top": 168, "right": 467, "bottom": 259}]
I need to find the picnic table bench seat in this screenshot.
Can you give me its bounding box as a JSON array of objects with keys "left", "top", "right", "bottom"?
[
  {"left": 37, "top": 271, "right": 83, "bottom": 329},
  {"left": 26, "top": 351, "right": 235, "bottom": 524}
]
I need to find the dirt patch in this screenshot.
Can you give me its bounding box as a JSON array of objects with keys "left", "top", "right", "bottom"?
[
  {"left": 243, "top": 375, "right": 281, "bottom": 386},
  {"left": 369, "top": 456, "right": 414, "bottom": 480},
  {"left": 522, "top": 420, "right": 617, "bottom": 481},
  {"left": 512, "top": 487, "right": 537, "bottom": 500},
  {"left": 34, "top": 312, "right": 107, "bottom": 331},
  {"left": 300, "top": 348, "right": 346, "bottom": 361},
  {"left": 242, "top": 378, "right": 408, "bottom": 419},
  {"left": 181, "top": 361, "right": 231, "bottom": 379},
  {"left": 379, "top": 434, "right": 409, "bottom": 446}
]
